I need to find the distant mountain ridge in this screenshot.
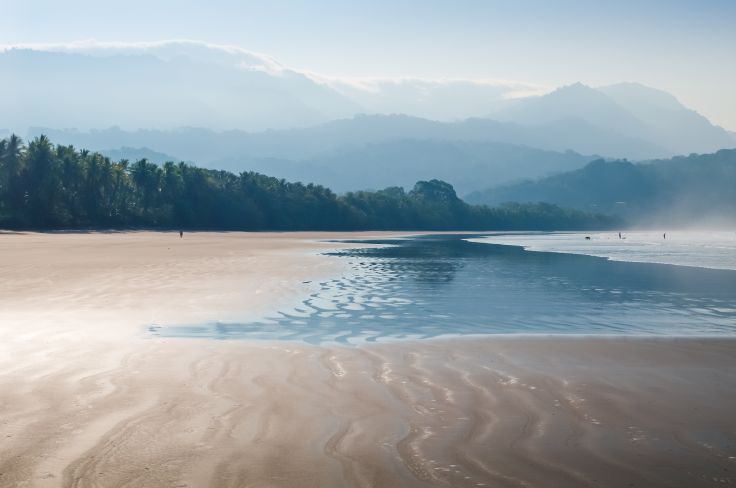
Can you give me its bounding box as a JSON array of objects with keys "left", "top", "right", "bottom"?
[
  {"left": 211, "top": 139, "right": 595, "bottom": 194},
  {"left": 25, "top": 106, "right": 736, "bottom": 194},
  {"left": 466, "top": 149, "right": 736, "bottom": 226},
  {"left": 29, "top": 114, "right": 660, "bottom": 162},
  {"left": 1, "top": 47, "right": 359, "bottom": 132},
  {"left": 492, "top": 82, "right": 736, "bottom": 156},
  {"left": 100, "top": 147, "right": 183, "bottom": 165},
  {"left": 3, "top": 41, "right": 735, "bottom": 160},
  {"left": 0, "top": 41, "right": 533, "bottom": 132},
  {"left": 27, "top": 118, "right": 603, "bottom": 194}
]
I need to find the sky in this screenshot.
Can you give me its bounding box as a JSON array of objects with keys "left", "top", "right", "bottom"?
[{"left": 2, "top": 0, "right": 735, "bottom": 130}]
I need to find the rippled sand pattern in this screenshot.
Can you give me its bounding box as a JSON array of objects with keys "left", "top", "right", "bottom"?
[{"left": 1, "top": 337, "right": 735, "bottom": 488}]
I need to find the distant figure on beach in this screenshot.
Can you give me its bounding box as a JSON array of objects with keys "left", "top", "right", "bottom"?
[
  {"left": 585, "top": 236, "right": 591, "bottom": 240},
  {"left": 179, "top": 231, "right": 183, "bottom": 238},
  {"left": 663, "top": 232, "right": 666, "bottom": 239},
  {"left": 618, "top": 232, "right": 622, "bottom": 239}
]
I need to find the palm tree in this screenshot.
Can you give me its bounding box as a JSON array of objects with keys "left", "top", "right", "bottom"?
[
  {"left": 25, "top": 135, "right": 58, "bottom": 225},
  {"left": 0, "top": 138, "right": 7, "bottom": 187},
  {"left": 109, "top": 159, "right": 130, "bottom": 221},
  {"left": 1, "top": 134, "right": 25, "bottom": 215}
]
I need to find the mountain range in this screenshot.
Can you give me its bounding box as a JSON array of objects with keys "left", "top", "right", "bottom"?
[
  {"left": 491, "top": 82, "right": 736, "bottom": 156},
  {"left": 24, "top": 109, "right": 736, "bottom": 195},
  {"left": 30, "top": 119, "right": 595, "bottom": 194},
  {"left": 3, "top": 41, "right": 735, "bottom": 164}
]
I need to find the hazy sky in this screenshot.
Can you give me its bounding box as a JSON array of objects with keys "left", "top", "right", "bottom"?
[{"left": 3, "top": 0, "right": 735, "bottom": 130}]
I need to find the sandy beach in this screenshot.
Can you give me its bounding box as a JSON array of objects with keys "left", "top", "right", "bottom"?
[{"left": 1, "top": 232, "right": 735, "bottom": 487}]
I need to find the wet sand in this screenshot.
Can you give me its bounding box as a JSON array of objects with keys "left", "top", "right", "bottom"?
[{"left": 0, "top": 232, "right": 735, "bottom": 487}]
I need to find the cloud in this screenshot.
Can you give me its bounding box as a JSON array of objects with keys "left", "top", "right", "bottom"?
[
  {"left": 308, "top": 73, "right": 550, "bottom": 97},
  {"left": 1, "top": 39, "right": 550, "bottom": 99},
  {"left": 0, "top": 39, "right": 554, "bottom": 122},
  {"left": 308, "top": 76, "right": 552, "bottom": 120},
  {"left": 0, "top": 39, "right": 287, "bottom": 75}
]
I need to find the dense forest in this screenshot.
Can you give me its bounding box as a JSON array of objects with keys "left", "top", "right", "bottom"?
[
  {"left": 0, "top": 135, "right": 620, "bottom": 231},
  {"left": 467, "top": 149, "right": 736, "bottom": 226}
]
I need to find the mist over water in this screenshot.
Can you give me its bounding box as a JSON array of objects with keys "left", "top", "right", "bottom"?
[{"left": 150, "top": 234, "right": 736, "bottom": 344}]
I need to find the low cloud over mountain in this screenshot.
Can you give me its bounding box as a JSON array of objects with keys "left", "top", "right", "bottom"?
[
  {"left": 3, "top": 40, "right": 735, "bottom": 161},
  {"left": 1, "top": 40, "right": 536, "bottom": 132}
]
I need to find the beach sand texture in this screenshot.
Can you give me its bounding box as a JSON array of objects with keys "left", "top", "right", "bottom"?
[{"left": 1, "top": 232, "right": 735, "bottom": 488}]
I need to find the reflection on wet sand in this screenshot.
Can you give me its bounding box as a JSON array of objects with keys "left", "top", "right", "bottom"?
[{"left": 152, "top": 235, "right": 736, "bottom": 343}]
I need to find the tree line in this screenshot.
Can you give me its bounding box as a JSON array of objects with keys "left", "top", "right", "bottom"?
[{"left": 0, "top": 135, "right": 621, "bottom": 231}]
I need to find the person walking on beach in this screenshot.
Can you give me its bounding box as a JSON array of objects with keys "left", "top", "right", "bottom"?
[
  {"left": 619, "top": 232, "right": 622, "bottom": 239},
  {"left": 663, "top": 232, "right": 666, "bottom": 239},
  {"left": 179, "top": 230, "right": 183, "bottom": 238}
]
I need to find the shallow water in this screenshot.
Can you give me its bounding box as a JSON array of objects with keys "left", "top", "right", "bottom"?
[
  {"left": 150, "top": 234, "right": 736, "bottom": 344},
  {"left": 469, "top": 230, "right": 736, "bottom": 270}
]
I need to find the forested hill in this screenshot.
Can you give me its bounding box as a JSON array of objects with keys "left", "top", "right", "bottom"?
[
  {"left": 0, "top": 135, "right": 620, "bottom": 231},
  {"left": 466, "top": 149, "right": 736, "bottom": 226}
]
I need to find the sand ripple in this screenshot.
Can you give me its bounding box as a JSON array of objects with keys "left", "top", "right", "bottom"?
[{"left": 2, "top": 337, "right": 735, "bottom": 487}]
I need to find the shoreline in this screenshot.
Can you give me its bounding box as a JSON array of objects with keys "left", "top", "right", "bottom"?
[
  {"left": 0, "top": 231, "right": 410, "bottom": 336},
  {"left": 1, "top": 231, "right": 734, "bottom": 487},
  {"left": 468, "top": 230, "right": 736, "bottom": 271},
  {"left": 148, "top": 329, "right": 736, "bottom": 349}
]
